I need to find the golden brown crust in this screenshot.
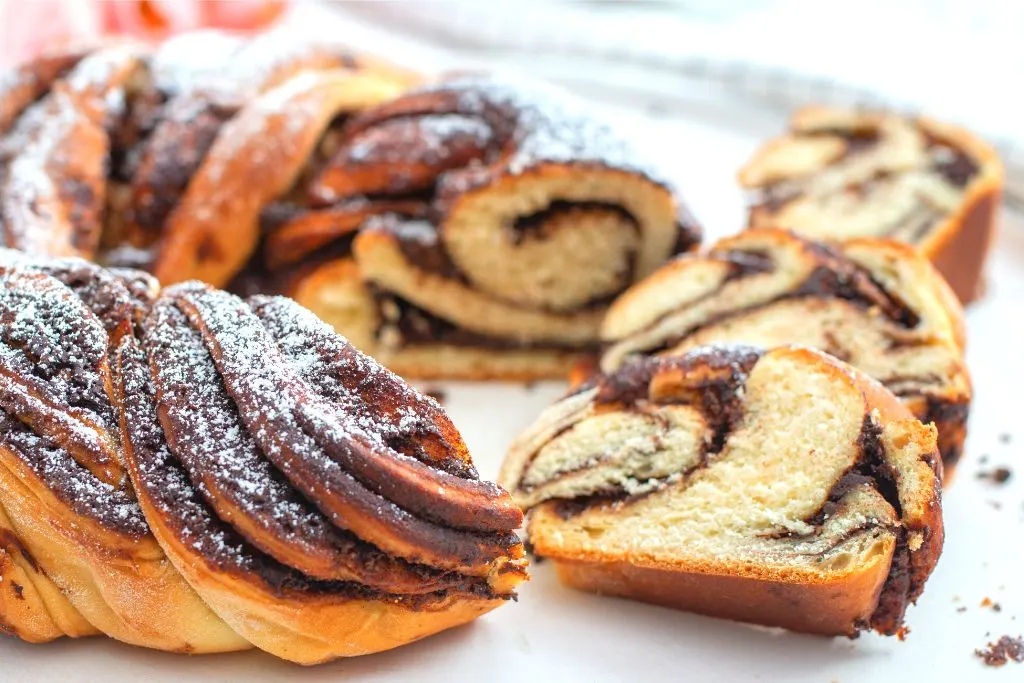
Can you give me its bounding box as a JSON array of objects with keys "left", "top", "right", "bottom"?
[
  {"left": 0, "top": 499, "right": 98, "bottom": 643},
  {"left": 550, "top": 552, "right": 890, "bottom": 636}
]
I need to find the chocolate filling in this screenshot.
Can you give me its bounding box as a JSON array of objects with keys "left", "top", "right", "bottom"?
[
  {"left": 374, "top": 289, "right": 599, "bottom": 352},
  {"left": 629, "top": 247, "right": 919, "bottom": 363},
  {"left": 751, "top": 126, "right": 980, "bottom": 225},
  {"left": 923, "top": 396, "right": 969, "bottom": 469},
  {"left": 510, "top": 200, "right": 638, "bottom": 245},
  {"left": 0, "top": 528, "right": 40, "bottom": 572},
  {"left": 388, "top": 218, "right": 462, "bottom": 280},
  {"left": 525, "top": 347, "right": 763, "bottom": 511},
  {"left": 799, "top": 413, "right": 919, "bottom": 636},
  {"left": 805, "top": 414, "right": 901, "bottom": 528}
]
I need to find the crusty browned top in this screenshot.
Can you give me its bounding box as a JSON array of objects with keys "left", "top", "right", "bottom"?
[
  {"left": 0, "top": 256, "right": 148, "bottom": 534},
  {"left": 113, "top": 281, "right": 526, "bottom": 601}
]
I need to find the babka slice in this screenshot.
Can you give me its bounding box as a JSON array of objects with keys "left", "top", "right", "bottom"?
[
  {"left": 272, "top": 75, "right": 701, "bottom": 380},
  {"left": 500, "top": 345, "right": 944, "bottom": 637},
  {"left": 600, "top": 229, "right": 970, "bottom": 474},
  {"left": 738, "top": 106, "right": 1003, "bottom": 303}
]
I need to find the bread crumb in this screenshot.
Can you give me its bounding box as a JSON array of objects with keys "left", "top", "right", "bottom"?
[
  {"left": 976, "top": 635, "right": 1024, "bottom": 667},
  {"left": 977, "top": 467, "right": 1012, "bottom": 484}
]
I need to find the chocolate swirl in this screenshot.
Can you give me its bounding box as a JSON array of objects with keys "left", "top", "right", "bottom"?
[
  {"left": 737, "top": 105, "right": 1003, "bottom": 303},
  {"left": 500, "top": 344, "right": 944, "bottom": 637},
  {"left": 272, "top": 76, "right": 700, "bottom": 379},
  {"left": 600, "top": 229, "right": 970, "bottom": 473},
  {"left": 0, "top": 29, "right": 412, "bottom": 288}
]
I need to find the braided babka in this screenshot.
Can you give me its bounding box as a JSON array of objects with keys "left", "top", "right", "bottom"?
[
  {"left": 600, "top": 229, "right": 970, "bottom": 474},
  {"left": 500, "top": 345, "right": 944, "bottom": 637},
  {"left": 738, "top": 106, "right": 1003, "bottom": 303},
  {"left": 0, "top": 250, "right": 526, "bottom": 663},
  {"left": 0, "top": 33, "right": 699, "bottom": 381},
  {"left": 268, "top": 76, "right": 702, "bottom": 380},
  {"left": 0, "top": 28, "right": 412, "bottom": 286}
]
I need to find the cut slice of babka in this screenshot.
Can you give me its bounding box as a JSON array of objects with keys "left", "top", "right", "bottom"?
[
  {"left": 500, "top": 345, "right": 944, "bottom": 637},
  {"left": 273, "top": 75, "right": 701, "bottom": 380},
  {"left": 600, "top": 228, "right": 970, "bottom": 475},
  {"left": 738, "top": 106, "right": 1003, "bottom": 303}
]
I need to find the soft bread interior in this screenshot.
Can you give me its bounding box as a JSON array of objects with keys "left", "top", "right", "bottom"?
[
  {"left": 739, "top": 107, "right": 985, "bottom": 244},
  {"left": 601, "top": 230, "right": 818, "bottom": 369},
  {"left": 291, "top": 257, "right": 592, "bottom": 380},
  {"left": 442, "top": 170, "right": 676, "bottom": 311},
  {"left": 520, "top": 349, "right": 898, "bottom": 572},
  {"left": 597, "top": 230, "right": 969, "bottom": 470},
  {"left": 354, "top": 227, "right": 604, "bottom": 345},
  {"left": 516, "top": 404, "right": 707, "bottom": 509}
]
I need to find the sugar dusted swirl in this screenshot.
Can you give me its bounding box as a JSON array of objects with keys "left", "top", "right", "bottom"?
[
  {"left": 0, "top": 28, "right": 412, "bottom": 287},
  {"left": 0, "top": 250, "right": 527, "bottom": 663}
]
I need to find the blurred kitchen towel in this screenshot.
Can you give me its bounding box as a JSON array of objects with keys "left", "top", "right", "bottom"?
[{"left": 302, "top": 0, "right": 1023, "bottom": 207}]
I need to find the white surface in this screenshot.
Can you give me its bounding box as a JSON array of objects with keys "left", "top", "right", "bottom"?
[{"left": 2, "top": 105, "right": 1023, "bottom": 680}]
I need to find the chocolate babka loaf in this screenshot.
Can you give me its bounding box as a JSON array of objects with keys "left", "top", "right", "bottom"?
[
  {"left": 0, "top": 250, "right": 526, "bottom": 663},
  {"left": 600, "top": 229, "right": 970, "bottom": 474},
  {"left": 0, "top": 29, "right": 412, "bottom": 286},
  {"left": 500, "top": 345, "right": 944, "bottom": 637},
  {"left": 739, "top": 106, "right": 1003, "bottom": 302},
  {"left": 0, "top": 32, "right": 699, "bottom": 381},
  {"left": 271, "top": 76, "right": 701, "bottom": 380}
]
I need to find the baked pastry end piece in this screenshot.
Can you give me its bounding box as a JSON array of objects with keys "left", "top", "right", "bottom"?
[
  {"left": 500, "top": 345, "right": 944, "bottom": 637},
  {"left": 739, "top": 106, "right": 1003, "bottom": 303}
]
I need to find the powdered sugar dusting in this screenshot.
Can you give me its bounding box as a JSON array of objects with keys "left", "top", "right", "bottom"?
[
  {"left": 408, "top": 75, "right": 670, "bottom": 184},
  {"left": 141, "top": 291, "right": 425, "bottom": 583},
  {"left": 250, "top": 294, "right": 480, "bottom": 480},
  {"left": 0, "top": 267, "right": 144, "bottom": 533},
  {"left": 0, "top": 268, "right": 119, "bottom": 440}
]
